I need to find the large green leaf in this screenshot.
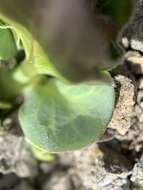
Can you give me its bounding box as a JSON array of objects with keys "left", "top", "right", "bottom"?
[{"left": 19, "top": 77, "right": 114, "bottom": 152}]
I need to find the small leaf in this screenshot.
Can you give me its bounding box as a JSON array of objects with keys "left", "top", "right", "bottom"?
[
  {"left": 0, "top": 22, "right": 17, "bottom": 60},
  {"left": 19, "top": 76, "right": 114, "bottom": 152},
  {"left": 31, "top": 145, "right": 54, "bottom": 161},
  {"left": 0, "top": 68, "right": 23, "bottom": 100},
  {"left": 0, "top": 14, "right": 63, "bottom": 83}
]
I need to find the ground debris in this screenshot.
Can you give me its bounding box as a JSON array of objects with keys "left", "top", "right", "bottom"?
[
  {"left": 0, "top": 133, "right": 38, "bottom": 178},
  {"left": 131, "top": 158, "right": 143, "bottom": 189},
  {"left": 107, "top": 75, "right": 135, "bottom": 135}
]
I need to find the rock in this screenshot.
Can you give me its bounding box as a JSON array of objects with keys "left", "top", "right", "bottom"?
[
  {"left": 124, "top": 51, "right": 143, "bottom": 74},
  {"left": 138, "top": 78, "right": 143, "bottom": 89},
  {"left": 69, "top": 144, "right": 132, "bottom": 190},
  {"left": 122, "top": 0, "right": 143, "bottom": 52},
  {"left": 131, "top": 159, "right": 143, "bottom": 188},
  {"left": 0, "top": 133, "right": 38, "bottom": 177},
  {"left": 43, "top": 172, "right": 72, "bottom": 190},
  {"left": 121, "top": 37, "right": 130, "bottom": 49},
  {"left": 0, "top": 173, "right": 19, "bottom": 190},
  {"left": 137, "top": 90, "right": 143, "bottom": 107},
  {"left": 107, "top": 75, "right": 135, "bottom": 135},
  {"left": 12, "top": 181, "right": 34, "bottom": 190},
  {"left": 131, "top": 39, "right": 143, "bottom": 52}
]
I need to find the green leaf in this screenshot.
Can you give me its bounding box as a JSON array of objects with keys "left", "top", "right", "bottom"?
[
  {"left": 0, "top": 22, "right": 17, "bottom": 60},
  {"left": 0, "top": 9, "right": 115, "bottom": 153},
  {"left": 19, "top": 76, "right": 114, "bottom": 152},
  {"left": 0, "top": 14, "right": 63, "bottom": 83},
  {"left": 0, "top": 68, "right": 23, "bottom": 100},
  {"left": 31, "top": 145, "right": 54, "bottom": 161},
  {"left": 0, "top": 14, "right": 63, "bottom": 102}
]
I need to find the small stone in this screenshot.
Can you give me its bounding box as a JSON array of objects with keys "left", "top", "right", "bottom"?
[
  {"left": 138, "top": 79, "right": 143, "bottom": 89},
  {"left": 43, "top": 173, "right": 72, "bottom": 190},
  {"left": 12, "top": 181, "right": 34, "bottom": 190},
  {"left": 131, "top": 160, "right": 143, "bottom": 188},
  {"left": 124, "top": 51, "right": 143, "bottom": 74},
  {"left": 122, "top": 37, "right": 130, "bottom": 49},
  {"left": 107, "top": 75, "right": 135, "bottom": 135},
  {"left": 137, "top": 90, "right": 143, "bottom": 105},
  {"left": 131, "top": 39, "right": 143, "bottom": 52},
  {"left": 134, "top": 104, "right": 142, "bottom": 116},
  {"left": 70, "top": 144, "right": 131, "bottom": 190},
  {"left": 40, "top": 162, "right": 57, "bottom": 174},
  {"left": 139, "top": 113, "right": 143, "bottom": 122},
  {"left": 0, "top": 133, "right": 38, "bottom": 177}
]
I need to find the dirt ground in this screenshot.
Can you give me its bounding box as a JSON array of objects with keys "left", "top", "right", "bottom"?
[{"left": 0, "top": 0, "right": 143, "bottom": 190}]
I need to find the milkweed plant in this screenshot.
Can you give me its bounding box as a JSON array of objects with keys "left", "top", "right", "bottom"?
[{"left": 0, "top": 0, "right": 134, "bottom": 160}]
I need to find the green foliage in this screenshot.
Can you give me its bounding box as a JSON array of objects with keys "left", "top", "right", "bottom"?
[
  {"left": 0, "top": 0, "right": 134, "bottom": 157},
  {"left": 0, "top": 21, "right": 17, "bottom": 60},
  {"left": 0, "top": 14, "right": 62, "bottom": 83},
  {"left": 19, "top": 77, "right": 114, "bottom": 152},
  {"left": 1, "top": 0, "right": 135, "bottom": 156},
  {"left": 31, "top": 145, "right": 54, "bottom": 161},
  {"left": 0, "top": 15, "right": 115, "bottom": 155}
]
